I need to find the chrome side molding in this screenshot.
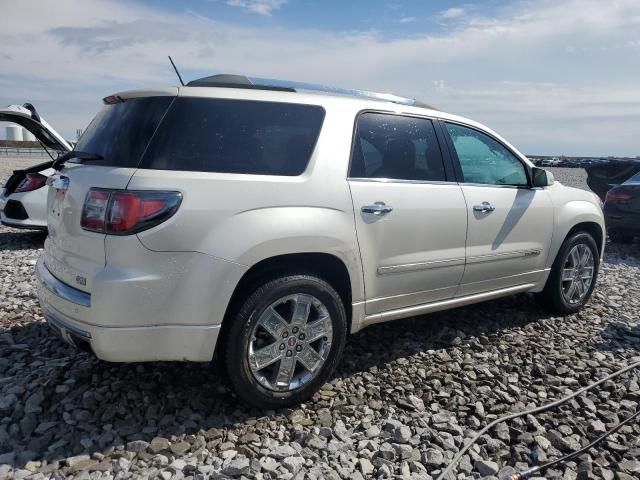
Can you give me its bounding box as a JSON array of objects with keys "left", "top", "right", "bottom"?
[{"left": 362, "top": 283, "right": 535, "bottom": 327}]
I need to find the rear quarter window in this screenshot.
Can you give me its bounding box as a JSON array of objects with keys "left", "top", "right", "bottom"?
[
  {"left": 73, "top": 97, "right": 173, "bottom": 168},
  {"left": 140, "top": 98, "right": 325, "bottom": 176}
]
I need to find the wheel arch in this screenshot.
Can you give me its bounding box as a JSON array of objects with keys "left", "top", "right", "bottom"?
[
  {"left": 547, "top": 200, "right": 605, "bottom": 266},
  {"left": 538, "top": 219, "right": 603, "bottom": 313},
  {"left": 564, "top": 221, "right": 604, "bottom": 258},
  {"left": 217, "top": 252, "right": 356, "bottom": 357}
]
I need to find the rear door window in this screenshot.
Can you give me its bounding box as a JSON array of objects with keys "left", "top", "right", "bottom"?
[
  {"left": 73, "top": 97, "right": 173, "bottom": 168},
  {"left": 140, "top": 98, "right": 325, "bottom": 175},
  {"left": 349, "top": 112, "right": 446, "bottom": 181}
]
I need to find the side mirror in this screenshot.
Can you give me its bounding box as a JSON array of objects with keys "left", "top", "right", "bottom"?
[{"left": 532, "top": 167, "right": 554, "bottom": 187}]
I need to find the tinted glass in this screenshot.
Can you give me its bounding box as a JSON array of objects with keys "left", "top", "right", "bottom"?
[
  {"left": 624, "top": 171, "right": 640, "bottom": 184},
  {"left": 445, "top": 122, "right": 528, "bottom": 186},
  {"left": 141, "top": 98, "right": 325, "bottom": 175},
  {"left": 74, "top": 97, "right": 173, "bottom": 167},
  {"left": 350, "top": 113, "right": 446, "bottom": 181}
]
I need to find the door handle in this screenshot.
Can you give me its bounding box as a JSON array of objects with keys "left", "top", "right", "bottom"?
[
  {"left": 473, "top": 201, "right": 495, "bottom": 213},
  {"left": 362, "top": 202, "right": 393, "bottom": 216}
]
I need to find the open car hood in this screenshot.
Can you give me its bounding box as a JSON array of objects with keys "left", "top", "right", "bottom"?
[{"left": 0, "top": 104, "right": 72, "bottom": 153}]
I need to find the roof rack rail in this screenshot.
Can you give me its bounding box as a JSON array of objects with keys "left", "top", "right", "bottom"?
[{"left": 185, "top": 74, "right": 438, "bottom": 110}]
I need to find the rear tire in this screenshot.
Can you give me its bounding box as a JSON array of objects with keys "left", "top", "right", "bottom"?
[
  {"left": 539, "top": 232, "right": 599, "bottom": 314},
  {"left": 609, "top": 229, "right": 634, "bottom": 244},
  {"left": 225, "top": 274, "right": 347, "bottom": 409}
]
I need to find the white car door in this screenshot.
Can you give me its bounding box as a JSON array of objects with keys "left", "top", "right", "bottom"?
[
  {"left": 348, "top": 112, "right": 468, "bottom": 315},
  {"left": 442, "top": 121, "right": 554, "bottom": 296}
]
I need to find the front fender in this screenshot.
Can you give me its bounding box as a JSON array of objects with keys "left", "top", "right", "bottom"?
[{"left": 547, "top": 199, "right": 605, "bottom": 266}]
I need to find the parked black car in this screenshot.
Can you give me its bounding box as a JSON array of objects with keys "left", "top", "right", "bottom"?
[
  {"left": 585, "top": 159, "right": 640, "bottom": 202},
  {"left": 604, "top": 171, "right": 640, "bottom": 243}
]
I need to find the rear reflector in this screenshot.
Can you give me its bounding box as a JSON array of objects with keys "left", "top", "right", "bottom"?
[
  {"left": 15, "top": 173, "right": 47, "bottom": 193},
  {"left": 81, "top": 189, "right": 182, "bottom": 235}
]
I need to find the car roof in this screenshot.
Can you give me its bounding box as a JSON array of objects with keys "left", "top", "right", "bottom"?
[
  {"left": 186, "top": 74, "right": 439, "bottom": 110},
  {"left": 108, "top": 76, "right": 531, "bottom": 165}
]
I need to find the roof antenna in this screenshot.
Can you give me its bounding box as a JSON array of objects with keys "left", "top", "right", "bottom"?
[{"left": 168, "top": 56, "right": 185, "bottom": 86}]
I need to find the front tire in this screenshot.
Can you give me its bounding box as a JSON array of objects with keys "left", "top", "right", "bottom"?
[
  {"left": 225, "top": 274, "right": 347, "bottom": 409},
  {"left": 539, "top": 232, "right": 599, "bottom": 314}
]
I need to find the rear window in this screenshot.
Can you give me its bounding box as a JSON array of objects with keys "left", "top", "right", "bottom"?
[
  {"left": 73, "top": 97, "right": 173, "bottom": 168},
  {"left": 140, "top": 98, "right": 325, "bottom": 176},
  {"left": 624, "top": 171, "right": 640, "bottom": 184}
]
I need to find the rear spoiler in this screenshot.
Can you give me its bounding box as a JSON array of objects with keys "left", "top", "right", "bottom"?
[{"left": 3, "top": 160, "right": 53, "bottom": 196}]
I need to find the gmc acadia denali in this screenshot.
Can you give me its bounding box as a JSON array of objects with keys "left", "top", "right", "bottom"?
[{"left": 35, "top": 75, "right": 605, "bottom": 408}]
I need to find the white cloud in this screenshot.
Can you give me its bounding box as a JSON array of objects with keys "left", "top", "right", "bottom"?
[
  {"left": 440, "top": 7, "right": 465, "bottom": 19},
  {"left": 0, "top": 0, "right": 639, "bottom": 156},
  {"left": 397, "top": 16, "right": 418, "bottom": 24},
  {"left": 225, "top": 0, "right": 286, "bottom": 16}
]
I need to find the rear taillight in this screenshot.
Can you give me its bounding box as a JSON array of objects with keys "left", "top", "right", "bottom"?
[
  {"left": 14, "top": 173, "right": 47, "bottom": 193},
  {"left": 81, "top": 189, "right": 182, "bottom": 235},
  {"left": 605, "top": 190, "right": 632, "bottom": 202},
  {"left": 81, "top": 189, "right": 111, "bottom": 232}
]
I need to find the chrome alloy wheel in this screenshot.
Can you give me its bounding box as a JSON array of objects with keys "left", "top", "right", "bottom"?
[
  {"left": 248, "top": 293, "right": 333, "bottom": 392},
  {"left": 561, "top": 243, "right": 595, "bottom": 304}
]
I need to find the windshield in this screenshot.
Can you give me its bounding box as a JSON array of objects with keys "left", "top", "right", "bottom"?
[{"left": 73, "top": 96, "right": 173, "bottom": 167}]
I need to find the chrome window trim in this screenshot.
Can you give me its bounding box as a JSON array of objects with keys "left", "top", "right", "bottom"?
[
  {"left": 347, "top": 177, "right": 459, "bottom": 186},
  {"left": 460, "top": 182, "right": 531, "bottom": 190},
  {"left": 36, "top": 256, "right": 91, "bottom": 308}
]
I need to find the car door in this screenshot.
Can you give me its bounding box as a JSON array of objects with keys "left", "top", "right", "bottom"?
[
  {"left": 441, "top": 121, "right": 554, "bottom": 296},
  {"left": 348, "top": 112, "right": 468, "bottom": 315}
]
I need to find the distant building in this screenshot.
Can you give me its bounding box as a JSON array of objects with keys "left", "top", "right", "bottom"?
[
  {"left": 23, "top": 129, "right": 36, "bottom": 141},
  {"left": 6, "top": 125, "right": 23, "bottom": 141}
]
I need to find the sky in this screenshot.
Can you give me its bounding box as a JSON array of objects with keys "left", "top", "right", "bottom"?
[{"left": 0, "top": 0, "right": 639, "bottom": 157}]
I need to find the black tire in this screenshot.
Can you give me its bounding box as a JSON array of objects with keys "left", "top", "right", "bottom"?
[
  {"left": 539, "top": 232, "right": 599, "bottom": 314},
  {"left": 225, "top": 274, "right": 347, "bottom": 409},
  {"left": 609, "top": 229, "right": 634, "bottom": 244}
]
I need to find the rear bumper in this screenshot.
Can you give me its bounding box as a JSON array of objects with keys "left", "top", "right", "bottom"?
[
  {"left": 1, "top": 217, "right": 47, "bottom": 230},
  {"left": 35, "top": 256, "right": 221, "bottom": 362},
  {"left": 0, "top": 188, "right": 48, "bottom": 229},
  {"left": 605, "top": 212, "right": 640, "bottom": 232}
]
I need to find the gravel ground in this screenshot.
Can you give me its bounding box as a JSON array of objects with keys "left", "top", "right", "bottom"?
[
  {"left": 546, "top": 167, "right": 589, "bottom": 192},
  {"left": 1, "top": 162, "right": 640, "bottom": 480}
]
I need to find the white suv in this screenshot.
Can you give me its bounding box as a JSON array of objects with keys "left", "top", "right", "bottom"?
[{"left": 35, "top": 75, "right": 605, "bottom": 408}]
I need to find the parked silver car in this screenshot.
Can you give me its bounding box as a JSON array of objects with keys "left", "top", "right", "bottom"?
[{"left": 35, "top": 75, "right": 605, "bottom": 407}]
